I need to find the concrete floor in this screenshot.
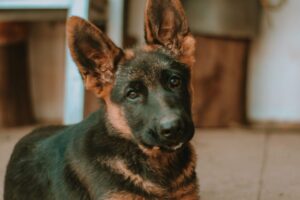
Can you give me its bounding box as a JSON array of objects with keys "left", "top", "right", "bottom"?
[{"left": 0, "top": 127, "right": 300, "bottom": 200}]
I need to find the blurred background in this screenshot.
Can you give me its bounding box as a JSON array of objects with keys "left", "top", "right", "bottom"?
[
  {"left": 0, "top": 0, "right": 300, "bottom": 199},
  {"left": 0, "top": 0, "right": 299, "bottom": 129}
]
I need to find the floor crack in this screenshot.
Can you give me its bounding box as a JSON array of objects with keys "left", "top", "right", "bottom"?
[{"left": 257, "top": 131, "right": 270, "bottom": 200}]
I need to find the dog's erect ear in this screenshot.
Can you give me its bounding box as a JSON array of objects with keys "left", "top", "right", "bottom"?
[
  {"left": 67, "top": 16, "right": 123, "bottom": 97},
  {"left": 144, "top": 0, "right": 195, "bottom": 66}
]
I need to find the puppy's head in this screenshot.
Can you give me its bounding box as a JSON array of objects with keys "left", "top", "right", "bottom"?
[{"left": 67, "top": 0, "right": 195, "bottom": 152}]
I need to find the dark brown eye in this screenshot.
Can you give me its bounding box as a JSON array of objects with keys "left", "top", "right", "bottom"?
[
  {"left": 169, "top": 76, "right": 182, "bottom": 88},
  {"left": 127, "top": 90, "right": 139, "bottom": 100}
]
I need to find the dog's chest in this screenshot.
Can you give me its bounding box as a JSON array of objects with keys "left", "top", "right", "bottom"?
[{"left": 94, "top": 147, "right": 199, "bottom": 200}]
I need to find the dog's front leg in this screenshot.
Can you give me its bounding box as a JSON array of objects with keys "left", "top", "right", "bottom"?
[
  {"left": 172, "top": 180, "right": 200, "bottom": 200},
  {"left": 104, "top": 192, "right": 146, "bottom": 200}
]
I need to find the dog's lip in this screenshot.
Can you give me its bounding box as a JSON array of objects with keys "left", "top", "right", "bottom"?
[
  {"left": 141, "top": 129, "right": 191, "bottom": 151},
  {"left": 139, "top": 141, "right": 185, "bottom": 153},
  {"left": 160, "top": 142, "right": 184, "bottom": 151},
  {"left": 167, "top": 142, "right": 184, "bottom": 150}
]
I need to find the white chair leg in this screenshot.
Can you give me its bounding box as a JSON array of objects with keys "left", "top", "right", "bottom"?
[
  {"left": 63, "top": 0, "right": 90, "bottom": 124},
  {"left": 107, "top": 0, "right": 124, "bottom": 47}
]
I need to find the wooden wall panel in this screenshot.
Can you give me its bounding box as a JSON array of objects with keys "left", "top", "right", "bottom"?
[
  {"left": 192, "top": 36, "right": 249, "bottom": 127},
  {"left": 183, "top": 0, "right": 260, "bottom": 39},
  {"left": 0, "top": 23, "right": 34, "bottom": 127},
  {"left": 28, "top": 22, "right": 66, "bottom": 123}
]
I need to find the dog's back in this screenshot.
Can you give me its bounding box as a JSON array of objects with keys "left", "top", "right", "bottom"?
[{"left": 5, "top": 125, "right": 67, "bottom": 199}]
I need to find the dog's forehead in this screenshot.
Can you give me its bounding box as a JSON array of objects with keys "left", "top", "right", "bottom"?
[{"left": 117, "top": 51, "right": 175, "bottom": 85}]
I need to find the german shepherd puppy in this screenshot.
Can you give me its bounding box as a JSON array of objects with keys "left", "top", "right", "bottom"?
[{"left": 4, "top": 0, "right": 199, "bottom": 199}]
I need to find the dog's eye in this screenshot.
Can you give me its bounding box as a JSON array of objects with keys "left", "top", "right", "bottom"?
[
  {"left": 168, "top": 76, "right": 182, "bottom": 89},
  {"left": 127, "top": 90, "right": 139, "bottom": 100}
]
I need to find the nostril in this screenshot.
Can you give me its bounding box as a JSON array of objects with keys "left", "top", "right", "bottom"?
[
  {"left": 161, "top": 129, "right": 173, "bottom": 138},
  {"left": 159, "top": 118, "right": 182, "bottom": 139}
]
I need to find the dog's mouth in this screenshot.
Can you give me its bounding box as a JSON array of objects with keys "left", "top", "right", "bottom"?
[
  {"left": 161, "top": 142, "right": 184, "bottom": 151},
  {"left": 139, "top": 141, "right": 185, "bottom": 154},
  {"left": 138, "top": 129, "right": 192, "bottom": 152}
]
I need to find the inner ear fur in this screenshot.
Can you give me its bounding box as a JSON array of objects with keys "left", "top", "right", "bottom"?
[
  {"left": 144, "top": 0, "right": 195, "bottom": 67},
  {"left": 67, "top": 16, "right": 123, "bottom": 97}
]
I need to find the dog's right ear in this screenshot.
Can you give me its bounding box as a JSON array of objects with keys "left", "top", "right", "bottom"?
[{"left": 67, "top": 16, "right": 123, "bottom": 98}]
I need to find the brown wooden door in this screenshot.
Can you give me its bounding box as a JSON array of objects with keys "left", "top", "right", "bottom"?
[
  {"left": 191, "top": 36, "right": 249, "bottom": 128},
  {"left": 0, "top": 23, "right": 34, "bottom": 127}
]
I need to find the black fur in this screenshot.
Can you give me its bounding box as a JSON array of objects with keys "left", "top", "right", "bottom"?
[{"left": 5, "top": 106, "right": 196, "bottom": 199}]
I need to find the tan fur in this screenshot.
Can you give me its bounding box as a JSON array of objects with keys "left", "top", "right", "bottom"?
[
  {"left": 142, "top": 44, "right": 160, "bottom": 53},
  {"left": 170, "top": 146, "right": 199, "bottom": 200},
  {"left": 99, "top": 85, "right": 114, "bottom": 99},
  {"left": 67, "top": 16, "right": 122, "bottom": 97},
  {"left": 172, "top": 144, "right": 197, "bottom": 188},
  {"left": 124, "top": 49, "right": 136, "bottom": 60},
  {"left": 148, "top": 153, "right": 177, "bottom": 176},
  {"left": 144, "top": 0, "right": 188, "bottom": 44},
  {"left": 143, "top": 35, "right": 196, "bottom": 68},
  {"left": 104, "top": 96, "right": 133, "bottom": 139},
  {"left": 144, "top": 0, "right": 195, "bottom": 68},
  {"left": 178, "top": 35, "right": 196, "bottom": 67},
  {"left": 172, "top": 182, "right": 199, "bottom": 200},
  {"left": 68, "top": 160, "right": 97, "bottom": 200},
  {"left": 184, "top": 36, "right": 196, "bottom": 108},
  {"left": 143, "top": 38, "right": 195, "bottom": 69},
  {"left": 99, "top": 158, "right": 165, "bottom": 196},
  {"left": 144, "top": 0, "right": 154, "bottom": 45},
  {"left": 83, "top": 75, "right": 102, "bottom": 97},
  {"left": 138, "top": 145, "right": 162, "bottom": 157},
  {"left": 105, "top": 192, "right": 145, "bottom": 200}
]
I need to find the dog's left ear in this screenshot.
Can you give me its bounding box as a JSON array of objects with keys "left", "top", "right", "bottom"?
[{"left": 144, "top": 0, "right": 195, "bottom": 66}]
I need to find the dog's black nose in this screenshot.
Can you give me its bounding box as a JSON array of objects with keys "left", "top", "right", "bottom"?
[{"left": 159, "top": 116, "right": 182, "bottom": 139}]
